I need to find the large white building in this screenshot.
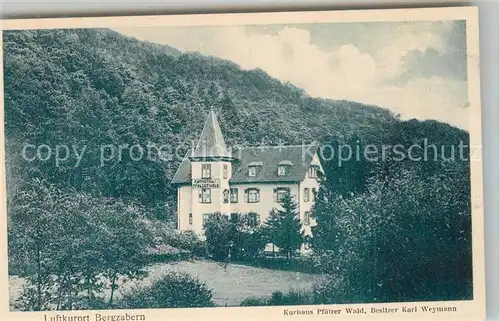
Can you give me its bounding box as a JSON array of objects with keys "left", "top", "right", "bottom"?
[{"left": 171, "top": 110, "right": 323, "bottom": 240}]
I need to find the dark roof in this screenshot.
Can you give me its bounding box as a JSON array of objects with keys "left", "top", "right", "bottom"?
[
  {"left": 191, "top": 110, "right": 231, "bottom": 159},
  {"left": 171, "top": 144, "right": 319, "bottom": 184}
]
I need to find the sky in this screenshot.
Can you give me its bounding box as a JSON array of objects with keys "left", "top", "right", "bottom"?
[{"left": 117, "top": 20, "right": 469, "bottom": 130}]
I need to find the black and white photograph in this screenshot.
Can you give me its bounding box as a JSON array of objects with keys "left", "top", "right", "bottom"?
[{"left": 0, "top": 7, "right": 485, "bottom": 321}]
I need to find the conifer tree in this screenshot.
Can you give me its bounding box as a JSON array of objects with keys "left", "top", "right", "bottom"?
[
  {"left": 263, "top": 209, "right": 280, "bottom": 259},
  {"left": 264, "top": 194, "right": 303, "bottom": 260},
  {"left": 310, "top": 181, "right": 337, "bottom": 254}
]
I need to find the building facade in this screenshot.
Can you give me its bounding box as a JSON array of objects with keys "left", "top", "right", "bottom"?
[{"left": 171, "top": 110, "right": 324, "bottom": 239}]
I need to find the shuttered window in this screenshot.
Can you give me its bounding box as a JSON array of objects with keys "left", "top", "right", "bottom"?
[
  {"left": 230, "top": 188, "right": 238, "bottom": 203},
  {"left": 273, "top": 187, "right": 290, "bottom": 202},
  {"left": 199, "top": 188, "right": 211, "bottom": 203},
  {"left": 304, "top": 188, "right": 310, "bottom": 202},
  {"left": 304, "top": 211, "right": 311, "bottom": 225},
  {"left": 245, "top": 188, "right": 260, "bottom": 203},
  {"left": 202, "top": 164, "right": 211, "bottom": 178}
]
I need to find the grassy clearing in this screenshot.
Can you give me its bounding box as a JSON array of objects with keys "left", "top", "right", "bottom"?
[
  {"left": 10, "top": 259, "right": 324, "bottom": 309},
  {"left": 120, "top": 259, "right": 325, "bottom": 307}
]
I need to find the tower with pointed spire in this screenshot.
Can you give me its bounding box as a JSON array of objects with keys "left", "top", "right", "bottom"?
[{"left": 187, "top": 109, "right": 233, "bottom": 232}]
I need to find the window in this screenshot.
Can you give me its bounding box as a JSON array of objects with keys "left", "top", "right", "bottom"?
[
  {"left": 223, "top": 189, "right": 229, "bottom": 204},
  {"left": 248, "top": 161, "right": 263, "bottom": 177},
  {"left": 189, "top": 213, "right": 193, "bottom": 225},
  {"left": 202, "top": 164, "right": 211, "bottom": 178},
  {"left": 312, "top": 188, "right": 317, "bottom": 201},
  {"left": 230, "top": 188, "right": 238, "bottom": 203},
  {"left": 223, "top": 164, "right": 229, "bottom": 179},
  {"left": 247, "top": 213, "right": 260, "bottom": 227},
  {"left": 199, "top": 188, "right": 211, "bottom": 203},
  {"left": 304, "top": 211, "right": 311, "bottom": 225},
  {"left": 245, "top": 188, "right": 260, "bottom": 203},
  {"left": 277, "top": 161, "right": 292, "bottom": 176},
  {"left": 304, "top": 188, "right": 310, "bottom": 202},
  {"left": 308, "top": 166, "right": 317, "bottom": 178},
  {"left": 303, "top": 235, "right": 312, "bottom": 250},
  {"left": 202, "top": 213, "right": 211, "bottom": 226},
  {"left": 274, "top": 187, "right": 290, "bottom": 202}
]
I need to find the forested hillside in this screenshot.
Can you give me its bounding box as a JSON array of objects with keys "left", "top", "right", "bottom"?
[
  {"left": 4, "top": 28, "right": 472, "bottom": 305},
  {"left": 3, "top": 28, "right": 399, "bottom": 213}
]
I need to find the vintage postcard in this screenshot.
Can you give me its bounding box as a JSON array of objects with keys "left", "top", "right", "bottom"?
[{"left": 0, "top": 6, "right": 485, "bottom": 321}]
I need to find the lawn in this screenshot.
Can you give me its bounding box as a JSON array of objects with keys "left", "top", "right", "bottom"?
[
  {"left": 9, "top": 259, "right": 324, "bottom": 308},
  {"left": 119, "top": 259, "right": 324, "bottom": 306}
]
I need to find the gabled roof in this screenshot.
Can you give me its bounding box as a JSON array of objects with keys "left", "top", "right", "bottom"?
[
  {"left": 171, "top": 144, "right": 320, "bottom": 184},
  {"left": 190, "top": 109, "right": 231, "bottom": 159}
]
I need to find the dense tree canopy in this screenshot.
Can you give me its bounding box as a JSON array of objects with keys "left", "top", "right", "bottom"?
[{"left": 3, "top": 28, "right": 399, "bottom": 213}]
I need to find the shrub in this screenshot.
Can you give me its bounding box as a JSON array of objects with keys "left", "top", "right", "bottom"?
[
  {"left": 204, "top": 212, "right": 267, "bottom": 262},
  {"left": 150, "top": 221, "right": 207, "bottom": 258},
  {"left": 240, "top": 297, "right": 268, "bottom": 306},
  {"left": 169, "top": 230, "right": 208, "bottom": 257},
  {"left": 239, "top": 290, "right": 315, "bottom": 307},
  {"left": 204, "top": 213, "right": 233, "bottom": 261},
  {"left": 116, "top": 272, "right": 215, "bottom": 309},
  {"left": 243, "top": 256, "right": 319, "bottom": 274},
  {"left": 146, "top": 244, "right": 192, "bottom": 263},
  {"left": 268, "top": 291, "right": 315, "bottom": 306}
]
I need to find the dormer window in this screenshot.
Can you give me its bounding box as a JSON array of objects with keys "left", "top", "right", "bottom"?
[
  {"left": 277, "top": 160, "right": 292, "bottom": 176},
  {"left": 248, "top": 161, "right": 263, "bottom": 177},
  {"left": 308, "top": 165, "right": 318, "bottom": 178}
]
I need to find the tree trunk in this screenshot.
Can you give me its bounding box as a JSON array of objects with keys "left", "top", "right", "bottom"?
[
  {"left": 109, "top": 273, "right": 117, "bottom": 305},
  {"left": 36, "top": 248, "right": 42, "bottom": 311},
  {"left": 56, "top": 274, "right": 64, "bottom": 310},
  {"left": 87, "top": 275, "right": 92, "bottom": 299}
]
